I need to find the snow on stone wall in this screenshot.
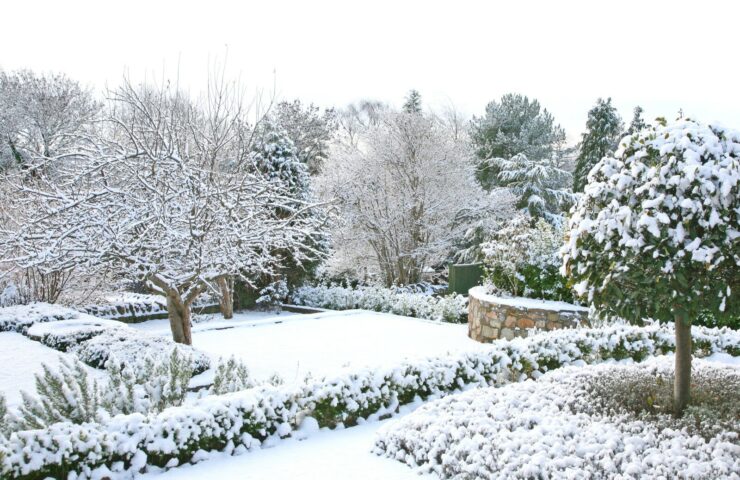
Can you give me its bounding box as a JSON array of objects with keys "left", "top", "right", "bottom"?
[{"left": 468, "top": 286, "right": 589, "bottom": 342}]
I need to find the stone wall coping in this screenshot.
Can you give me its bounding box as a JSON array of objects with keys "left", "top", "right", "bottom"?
[{"left": 469, "top": 286, "right": 589, "bottom": 313}]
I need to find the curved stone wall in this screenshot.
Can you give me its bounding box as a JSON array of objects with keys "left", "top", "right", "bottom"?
[{"left": 467, "top": 286, "right": 589, "bottom": 342}]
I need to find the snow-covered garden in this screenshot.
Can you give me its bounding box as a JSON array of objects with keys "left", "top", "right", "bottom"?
[{"left": 0, "top": 43, "right": 739, "bottom": 479}]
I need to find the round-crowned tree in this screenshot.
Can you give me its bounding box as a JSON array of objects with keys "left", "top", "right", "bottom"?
[{"left": 562, "top": 118, "right": 739, "bottom": 415}]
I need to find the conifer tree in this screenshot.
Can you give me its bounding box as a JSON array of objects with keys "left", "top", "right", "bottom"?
[
  {"left": 573, "top": 97, "right": 623, "bottom": 192},
  {"left": 470, "top": 93, "right": 566, "bottom": 190},
  {"left": 625, "top": 105, "right": 647, "bottom": 136},
  {"left": 403, "top": 89, "right": 422, "bottom": 114}
]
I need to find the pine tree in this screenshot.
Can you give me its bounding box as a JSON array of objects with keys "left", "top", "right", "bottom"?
[
  {"left": 403, "top": 89, "right": 422, "bottom": 114},
  {"left": 573, "top": 97, "right": 623, "bottom": 192},
  {"left": 492, "top": 153, "right": 575, "bottom": 220},
  {"left": 625, "top": 105, "right": 647, "bottom": 136},
  {"left": 471, "top": 93, "right": 566, "bottom": 190},
  {"left": 250, "top": 121, "right": 310, "bottom": 198}
]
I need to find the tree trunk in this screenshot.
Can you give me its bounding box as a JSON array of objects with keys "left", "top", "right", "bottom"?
[
  {"left": 217, "top": 276, "right": 234, "bottom": 319},
  {"left": 674, "top": 311, "right": 692, "bottom": 416},
  {"left": 166, "top": 293, "right": 193, "bottom": 345}
]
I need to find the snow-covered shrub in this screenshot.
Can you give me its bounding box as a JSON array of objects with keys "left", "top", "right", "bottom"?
[
  {"left": 256, "top": 279, "right": 289, "bottom": 309},
  {"left": 102, "top": 349, "right": 194, "bottom": 417},
  {"left": 210, "top": 357, "right": 255, "bottom": 395},
  {"left": 71, "top": 329, "right": 211, "bottom": 374},
  {"left": 481, "top": 215, "right": 572, "bottom": 301},
  {"left": 28, "top": 318, "right": 126, "bottom": 352},
  {"left": 291, "top": 284, "right": 468, "bottom": 323},
  {"left": 0, "top": 302, "right": 79, "bottom": 334},
  {"left": 0, "top": 394, "right": 8, "bottom": 437},
  {"left": 375, "top": 357, "right": 740, "bottom": 479},
  {"left": 0, "top": 283, "right": 21, "bottom": 308},
  {"left": 14, "top": 358, "right": 101, "bottom": 431},
  {"left": 1, "top": 323, "right": 737, "bottom": 479}
]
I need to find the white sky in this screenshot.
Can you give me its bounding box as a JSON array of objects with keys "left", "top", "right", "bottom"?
[{"left": 2, "top": 0, "right": 739, "bottom": 142}]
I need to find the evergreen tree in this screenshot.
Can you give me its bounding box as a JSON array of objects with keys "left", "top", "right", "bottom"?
[
  {"left": 573, "top": 97, "right": 623, "bottom": 192},
  {"left": 625, "top": 105, "right": 647, "bottom": 136},
  {"left": 492, "top": 153, "right": 575, "bottom": 220},
  {"left": 270, "top": 100, "right": 336, "bottom": 174},
  {"left": 403, "top": 89, "right": 422, "bottom": 114},
  {"left": 250, "top": 121, "right": 310, "bottom": 198},
  {"left": 470, "top": 93, "right": 566, "bottom": 190}
]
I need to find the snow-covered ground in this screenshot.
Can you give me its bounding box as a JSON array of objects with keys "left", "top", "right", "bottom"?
[
  {"left": 0, "top": 331, "right": 102, "bottom": 408},
  {"left": 133, "top": 310, "right": 479, "bottom": 384}
]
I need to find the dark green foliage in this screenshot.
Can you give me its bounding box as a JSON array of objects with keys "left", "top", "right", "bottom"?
[
  {"left": 573, "top": 97, "right": 623, "bottom": 192},
  {"left": 470, "top": 93, "right": 566, "bottom": 190},
  {"left": 625, "top": 105, "right": 647, "bottom": 136}
]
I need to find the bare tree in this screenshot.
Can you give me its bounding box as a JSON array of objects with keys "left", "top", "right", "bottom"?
[
  {"left": 1, "top": 77, "right": 329, "bottom": 344},
  {"left": 320, "top": 109, "right": 487, "bottom": 286}
]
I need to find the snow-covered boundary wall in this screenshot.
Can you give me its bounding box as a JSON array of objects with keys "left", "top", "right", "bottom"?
[
  {"left": 468, "top": 286, "right": 589, "bottom": 341},
  {"left": 1, "top": 323, "right": 738, "bottom": 479}
]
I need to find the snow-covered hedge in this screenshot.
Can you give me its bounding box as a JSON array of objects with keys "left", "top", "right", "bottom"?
[
  {"left": 70, "top": 329, "right": 211, "bottom": 375},
  {"left": 290, "top": 285, "right": 468, "bottom": 323},
  {"left": 375, "top": 357, "right": 740, "bottom": 479},
  {"left": 0, "top": 304, "right": 211, "bottom": 375},
  {"left": 0, "top": 302, "right": 80, "bottom": 334},
  {"left": 1, "top": 323, "right": 738, "bottom": 479},
  {"left": 82, "top": 292, "right": 218, "bottom": 322}
]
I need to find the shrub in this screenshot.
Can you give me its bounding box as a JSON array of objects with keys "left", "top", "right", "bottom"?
[
  {"left": 102, "top": 349, "right": 194, "bottom": 416},
  {"left": 482, "top": 215, "right": 573, "bottom": 302},
  {"left": 14, "top": 358, "right": 101, "bottom": 431},
  {"left": 291, "top": 284, "right": 468, "bottom": 323},
  {"left": 375, "top": 357, "right": 740, "bottom": 479},
  {"left": 71, "top": 328, "right": 210, "bottom": 374},
  {"left": 210, "top": 357, "right": 255, "bottom": 395}
]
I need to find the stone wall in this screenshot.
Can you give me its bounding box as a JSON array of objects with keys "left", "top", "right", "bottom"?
[{"left": 467, "top": 286, "right": 589, "bottom": 342}]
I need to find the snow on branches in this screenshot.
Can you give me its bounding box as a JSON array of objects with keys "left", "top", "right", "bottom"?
[{"left": 0, "top": 78, "right": 329, "bottom": 344}]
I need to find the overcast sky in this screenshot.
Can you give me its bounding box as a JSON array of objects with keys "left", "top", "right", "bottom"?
[{"left": 2, "top": 0, "right": 738, "bottom": 143}]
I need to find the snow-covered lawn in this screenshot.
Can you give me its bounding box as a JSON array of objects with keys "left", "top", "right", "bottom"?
[
  {"left": 133, "top": 310, "right": 479, "bottom": 384},
  {"left": 0, "top": 331, "right": 102, "bottom": 408}
]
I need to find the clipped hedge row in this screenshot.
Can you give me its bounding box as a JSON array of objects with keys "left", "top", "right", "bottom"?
[
  {"left": 2, "top": 323, "right": 739, "bottom": 479},
  {"left": 291, "top": 285, "right": 468, "bottom": 323}
]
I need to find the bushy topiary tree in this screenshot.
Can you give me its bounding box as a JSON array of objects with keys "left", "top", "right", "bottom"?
[{"left": 562, "top": 118, "right": 739, "bottom": 415}]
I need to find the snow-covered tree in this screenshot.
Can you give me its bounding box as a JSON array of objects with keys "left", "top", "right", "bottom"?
[
  {"left": 321, "top": 109, "right": 487, "bottom": 286},
  {"left": 0, "top": 69, "right": 99, "bottom": 169},
  {"left": 573, "top": 97, "right": 623, "bottom": 192},
  {"left": 403, "top": 89, "right": 422, "bottom": 114},
  {"left": 0, "top": 78, "right": 329, "bottom": 345},
  {"left": 491, "top": 153, "right": 575, "bottom": 220},
  {"left": 270, "top": 100, "right": 336, "bottom": 174},
  {"left": 471, "top": 93, "right": 567, "bottom": 189},
  {"left": 562, "top": 118, "right": 740, "bottom": 415},
  {"left": 625, "top": 105, "right": 647, "bottom": 136}
]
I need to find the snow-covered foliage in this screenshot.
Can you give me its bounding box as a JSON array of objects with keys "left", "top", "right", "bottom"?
[
  {"left": 1, "top": 323, "right": 737, "bottom": 479},
  {"left": 471, "top": 93, "right": 567, "bottom": 190},
  {"left": 491, "top": 153, "right": 575, "bottom": 219},
  {"left": 256, "top": 279, "right": 289, "bottom": 308},
  {"left": 375, "top": 357, "right": 739, "bottom": 479},
  {"left": 210, "top": 357, "right": 255, "bottom": 395},
  {"left": 249, "top": 122, "right": 310, "bottom": 198},
  {"left": 481, "top": 215, "right": 572, "bottom": 301},
  {"left": 269, "top": 99, "right": 337, "bottom": 174},
  {"left": 563, "top": 118, "right": 740, "bottom": 322},
  {"left": 70, "top": 328, "right": 210, "bottom": 374},
  {"left": 102, "top": 349, "right": 193, "bottom": 417},
  {"left": 291, "top": 285, "right": 468, "bottom": 323},
  {"left": 573, "top": 97, "right": 624, "bottom": 192},
  {"left": 0, "top": 302, "right": 80, "bottom": 334},
  {"left": 320, "top": 109, "right": 488, "bottom": 286},
  {"left": 14, "top": 357, "right": 101, "bottom": 430}
]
